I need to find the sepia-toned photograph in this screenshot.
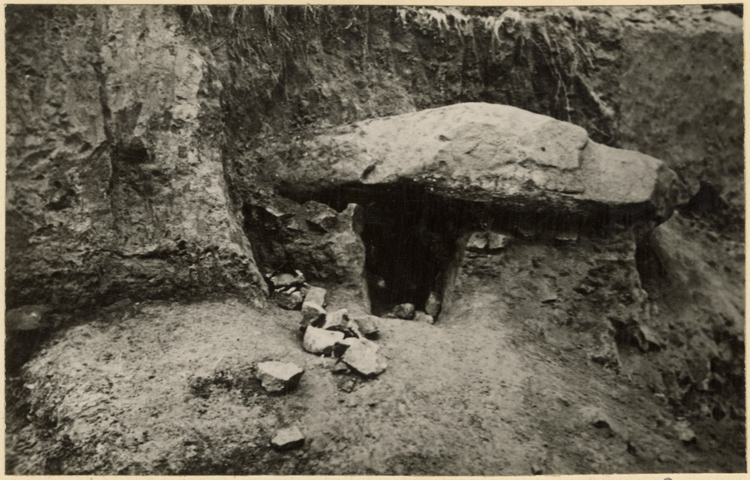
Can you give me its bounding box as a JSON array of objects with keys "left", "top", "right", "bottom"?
[{"left": 5, "top": 3, "right": 745, "bottom": 475}]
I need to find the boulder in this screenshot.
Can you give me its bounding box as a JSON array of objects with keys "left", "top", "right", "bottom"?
[
  {"left": 348, "top": 313, "right": 380, "bottom": 339},
  {"left": 302, "top": 327, "right": 345, "bottom": 356},
  {"left": 272, "top": 288, "right": 304, "bottom": 310},
  {"left": 392, "top": 303, "right": 416, "bottom": 320},
  {"left": 342, "top": 339, "right": 387, "bottom": 378},
  {"left": 271, "top": 426, "right": 305, "bottom": 451},
  {"left": 300, "top": 301, "right": 326, "bottom": 330},
  {"left": 424, "top": 292, "right": 442, "bottom": 317},
  {"left": 304, "top": 286, "right": 328, "bottom": 308},
  {"left": 265, "top": 103, "right": 685, "bottom": 231},
  {"left": 256, "top": 361, "right": 304, "bottom": 393}
]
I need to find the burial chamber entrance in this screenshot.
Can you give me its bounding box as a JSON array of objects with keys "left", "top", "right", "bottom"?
[{"left": 313, "top": 183, "right": 474, "bottom": 318}]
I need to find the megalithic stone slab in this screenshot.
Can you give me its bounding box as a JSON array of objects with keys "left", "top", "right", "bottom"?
[{"left": 263, "top": 103, "right": 686, "bottom": 232}]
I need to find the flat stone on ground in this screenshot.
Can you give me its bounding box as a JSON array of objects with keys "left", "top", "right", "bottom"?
[
  {"left": 271, "top": 426, "right": 305, "bottom": 451},
  {"left": 342, "top": 339, "right": 387, "bottom": 378},
  {"left": 256, "top": 361, "right": 304, "bottom": 393},
  {"left": 302, "top": 327, "right": 345, "bottom": 356}
]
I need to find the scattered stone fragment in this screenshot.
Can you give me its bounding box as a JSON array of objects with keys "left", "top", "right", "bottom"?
[
  {"left": 348, "top": 313, "right": 380, "bottom": 339},
  {"left": 330, "top": 361, "right": 351, "bottom": 375},
  {"left": 300, "top": 301, "right": 326, "bottom": 331},
  {"left": 413, "top": 311, "right": 435, "bottom": 324},
  {"left": 531, "top": 463, "right": 543, "bottom": 475},
  {"left": 270, "top": 270, "right": 306, "bottom": 289},
  {"left": 256, "top": 361, "right": 304, "bottom": 393},
  {"left": 272, "top": 289, "right": 304, "bottom": 310},
  {"left": 333, "top": 337, "right": 360, "bottom": 358},
  {"left": 637, "top": 325, "right": 664, "bottom": 351},
  {"left": 320, "top": 308, "right": 349, "bottom": 331},
  {"left": 487, "top": 232, "right": 510, "bottom": 250},
  {"left": 675, "top": 419, "right": 697, "bottom": 444},
  {"left": 392, "top": 303, "right": 415, "bottom": 320},
  {"left": 424, "top": 291, "right": 442, "bottom": 317},
  {"left": 271, "top": 426, "right": 305, "bottom": 451},
  {"left": 302, "top": 327, "right": 345, "bottom": 356},
  {"left": 304, "top": 285, "right": 328, "bottom": 308},
  {"left": 342, "top": 339, "right": 387, "bottom": 378},
  {"left": 337, "top": 376, "right": 357, "bottom": 393},
  {"left": 6, "top": 305, "right": 50, "bottom": 331},
  {"left": 466, "top": 232, "right": 488, "bottom": 251}
]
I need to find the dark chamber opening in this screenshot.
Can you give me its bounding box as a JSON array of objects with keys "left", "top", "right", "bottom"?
[{"left": 314, "top": 183, "right": 469, "bottom": 318}]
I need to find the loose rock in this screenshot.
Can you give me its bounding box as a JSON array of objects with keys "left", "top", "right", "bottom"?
[
  {"left": 302, "top": 327, "right": 345, "bottom": 356},
  {"left": 270, "top": 270, "right": 306, "bottom": 289},
  {"left": 272, "top": 289, "right": 304, "bottom": 310},
  {"left": 300, "top": 301, "right": 326, "bottom": 331},
  {"left": 333, "top": 337, "right": 360, "bottom": 358},
  {"left": 487, "top": 232, "right": 510, "bottom": 250},
  {"left": 304, "top": 285, "right": 328, "bottom": 308},
  {"left": 320, "top": 308, "right": 349, "bottom": 331},
  {"left": 348, "top": 313, "right": 380, "bottom": 339},
  {"left": 392, "top": 303, "right": 416, "bottom": 320},
  {"left": 413, "top": 311, "right": 435, "bottom": 324},
  {"left": 256, "top": 361, "right": 304, "bottom": 393},
  {"left": 466, "top": 232, "right": 488, "bottom": 251},
  {"left": 271, "top": 426, "right": 305, "bottom": 451},
  {"left": 342, "top": 339, "right": 387, "bottom": 377},
  {"left": 675, "top": 420, "right": 697, "bottom": 444},
  {"left": 424, "top": 291, "right": 442, "bottom": 317}
]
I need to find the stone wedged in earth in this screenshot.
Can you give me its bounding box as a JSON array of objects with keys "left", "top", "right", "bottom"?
[{"left": 267, "top": 103, "right": 686, "bottom": 231}]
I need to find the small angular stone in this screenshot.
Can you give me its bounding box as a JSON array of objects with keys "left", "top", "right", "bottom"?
[
  {"left": 348, "top": 313, "right": 380, "bottom": 339},
  {"left": 467, "top": 232, "right": 488, "bottom": 251},
  {"left": 675, "top": 420, "right": 697, "bottom": 444},
  {"left": 256, "top": 361, "right": 304, "bottom": 393},
  {"left": 424, "top": 291, "right": 442, "bottom": 317},
  {"left": 302, "top": 327, "right": 344, "bottom": 356},
  {"left": 304, "top": 286, "right": 328, "bottom": 308},
  {"left": 487, "top": 232, "right": 510, "bottom": 250},
  {"left": 270, "top": 271, "right": 306, "bottom": 289},
  {"left": 414, "top": 311, "right": 434, "bottom": 324},
  {"left": 271, "top": 426, "right": 305, "bottom": 451},
  {"left": 342, "top": 339, "right": 387, "bottom": 378},
  {"left": 392, "top": 303, "right": 415, "bottom": 320},
  {"left": 300, "top": 301, "right": 326, "bottom": 330},
  {"left": 272, "top": 289, "right": 304, "bottom": 310}
]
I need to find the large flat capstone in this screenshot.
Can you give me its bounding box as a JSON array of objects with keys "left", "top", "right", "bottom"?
[{"left": 264, "top": 103, "right": 684, "bottom": 229}]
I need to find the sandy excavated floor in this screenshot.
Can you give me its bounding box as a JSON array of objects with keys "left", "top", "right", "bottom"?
[{"left": 7, "top": 291, "right": 744, "bottom": 475}]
